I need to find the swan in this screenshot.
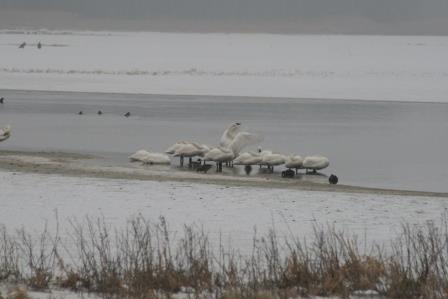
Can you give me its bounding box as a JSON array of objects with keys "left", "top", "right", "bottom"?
[
  {"left": 219, "top": 122, "right": 241, "bottom": 148},
  {"left": 0, "top": 125, "right": 11, "bottom": 142},
  {"left": 303, "top": 155, "right": 330, "bottom": 173},
  {"left": 173, "top": 143, "right": 210, "bottom": 167},
  {"left": 260, "top": 152, "right": 286, "bottom": 173},
  {"left": 233, "top": 151, "right": 263, "bottom": 166},
  {"left": 165, "top": 141, "right": 189, "bottom": 155},
  {"left": 285, "top": 155, "right": 304, "bottom": 174},
  {"left": 141, "top": 153, "right": 171, "bottom": 165},
  {"left": 129, "top": 149, "right": 151, "bottom": 162},
  {"left": 129, "top": 150, "right": 171, "bottom": 165},
  {"left": 204, "top": 132, "right": 262, "bottom": 172}
]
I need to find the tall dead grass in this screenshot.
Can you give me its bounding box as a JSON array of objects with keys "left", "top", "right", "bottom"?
[{"left": 1, "top": 215, "right": 448, "bottom": 298}]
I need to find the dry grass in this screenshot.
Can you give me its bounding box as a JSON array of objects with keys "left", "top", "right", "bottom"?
[{"left": 1, "top": 215, "right": 448, "bottom": 298}]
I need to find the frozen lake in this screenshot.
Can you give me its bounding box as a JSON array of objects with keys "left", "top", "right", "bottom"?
[{"left": 0, "top": 89, "right": 447, "bottom": 192}]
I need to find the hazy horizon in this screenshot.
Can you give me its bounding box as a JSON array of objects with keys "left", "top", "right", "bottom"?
[{"left": 1, "top": 0, "right": 448, "bottom": 34}]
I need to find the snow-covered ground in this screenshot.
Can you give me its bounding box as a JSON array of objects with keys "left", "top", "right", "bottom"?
[
  {"left": 1, "top": 30, "right": 448, "bottom": 102},
  {"left": 1, "top": 170, "right": 446, "bottom": 252}
]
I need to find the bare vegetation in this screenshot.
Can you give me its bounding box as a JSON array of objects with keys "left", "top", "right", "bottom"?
[{"left": 1, "top": 215, "right": 448, "bottom": 298}]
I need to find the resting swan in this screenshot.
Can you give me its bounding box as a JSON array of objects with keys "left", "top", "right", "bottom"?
[
  {"left": 303, "top": 155, "right": 329, "bottom": 173},
  {"left": 0, "top": 125, "right": 11, "bottom": 142},
  {"left": 173, "top": 143, "right": 210, "bottom": 167},
  {"left": 129, "top": 150, "right": 171, "bottom": 165},
  {"left": 285, "top": 155, "right": 304, "bottom": 174},
  {"left": 260, "top": 151, "right": 287, "bottom": 173}
]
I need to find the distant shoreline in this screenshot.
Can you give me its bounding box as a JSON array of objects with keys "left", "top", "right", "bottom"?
[{"left": 0, "top": 150, "right": 446, "bottom": 198}]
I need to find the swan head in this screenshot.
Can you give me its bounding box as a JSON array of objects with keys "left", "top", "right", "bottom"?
[{"left": 227, "top": 122, "right": 241, "bottom": 134}]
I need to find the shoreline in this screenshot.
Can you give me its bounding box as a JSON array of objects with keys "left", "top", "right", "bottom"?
[{"left": 1, "top": 150, "right": 446, "bottom": 198}]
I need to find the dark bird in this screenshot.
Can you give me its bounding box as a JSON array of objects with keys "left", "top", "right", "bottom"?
[
  {"left": 329, "top": 174, "right": 339, "bottom": 185},
  {"left": 196, "top": 164, "right": 212, "bottom": 173},
  {"left": 37, "top": 42, "right": 42, "bottom": 49},
  {"left": 19, "top": 42, "right": 26, "bottom": 49},
  {"left": 0, "top": 97, "right": 4, "bottom": 104},
  {"left": 78, "top": 111, "right": 83, "bottom": 115},
  {"left": 244, "top": 165, "right": 252, "bottom": 176},
  {"left": 124, "top": 112, "right": 131, "bottom": 117},
  {"left": 282, "top": 169, "right": 295, "bottom": 178},
  {"left": 97, "top": 110, "right": 103, "bottom": 115}
]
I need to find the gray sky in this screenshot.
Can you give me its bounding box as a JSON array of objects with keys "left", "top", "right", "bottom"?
[{"left": 1, "top": 0, "right": 447, "bottom": 34}]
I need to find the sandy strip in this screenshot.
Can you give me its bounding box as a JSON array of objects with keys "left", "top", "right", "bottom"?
[{"left": 0, "top": 150, "right": 446, "bottom": 198}]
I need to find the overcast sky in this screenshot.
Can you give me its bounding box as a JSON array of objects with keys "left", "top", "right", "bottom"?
[{"left": 1, "top": 0, "right": 447, "bottom": 34}]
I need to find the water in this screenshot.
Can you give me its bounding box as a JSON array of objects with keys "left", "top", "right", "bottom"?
[{"left": 0, "top": 89, "right": 447, "bottom": 192}]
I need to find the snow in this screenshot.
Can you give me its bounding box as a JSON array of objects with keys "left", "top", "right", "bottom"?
[
  {"left": 1, "top": 170, "right": 446, "bottom": 253},
  {"left": 1, "top": 30, "right": 448, "bottom": 102}
]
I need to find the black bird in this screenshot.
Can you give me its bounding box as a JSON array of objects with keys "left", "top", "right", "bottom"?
[
  {"left": 37, "top": 42, "right": 42, "bottom": 49},
  {"left": 97, "top": 110, "right": 103, "bottom": 115},
  {"left": 78, "top": 111, "right": 83, "bottom": 115},
  {"left": 282, "top": 169, "right": 295, "bottom": 178},
  {"left": 329, "top": 174, "right": 339, "bottom": 185},
  {"left": 0, "top": 97, "right": 4, "bottom": 104},
  {"left": 19, "top": 42, "right": 26, "bottom": 49},
  {"left": 124, "top": 112, "right": 131, "bottom": 117},
  {"left": 244, "top": 165, "right": 252, "bottom": 176},
  {"left": 196, "top": 164, "right": 212, "bottom": 173}
]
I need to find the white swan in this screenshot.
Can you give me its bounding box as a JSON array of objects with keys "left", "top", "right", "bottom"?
[
  {"left": 129, "top": 149, "right": 151, "bottom": 162},
  {"left": 165, "top": 141, "right": 189, "bottom": 154},
  {"left": 219, "top": 122, "right": 241, "bottom": 148},
  {"left": 129, "top": 150, "right": 171, "bottom": 165},
  {"left": 204, "top": 132, "right": 262, "bottom": 172},
  {"left": 303, "top": 155, "right": 330, "bottom": 173},
  {"left": 173, "top": 143, "right": 210, "bottom": 167},
  {"left": 233, "top": 151, "right": 263, "bottom": 166},
  {"left": 0, "top": 125, "right": 11, "bottom": 142},
  {"left": 260, "top": 151, "right": 287, "bottom": 173},
  {"left": 285, "top": 155, "right": 304, "bottom": 174},
  {"left": 141, "top": 153, "right": 171, "bottom": 165}
]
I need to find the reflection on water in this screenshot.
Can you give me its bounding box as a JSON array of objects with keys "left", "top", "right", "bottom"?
[{"left": 0, "top": 90, "right": 447, "bottom": 192}]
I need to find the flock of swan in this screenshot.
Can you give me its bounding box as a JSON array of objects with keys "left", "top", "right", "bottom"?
[
  {"left": 0, "top": 121, "right": 330, "bottom": 178},
  {"left": 129, "top": 122, "right": 330, "bottom": 176}
]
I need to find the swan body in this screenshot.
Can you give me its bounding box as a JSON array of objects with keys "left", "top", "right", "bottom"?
[
  {"left": 0, "top": 125, "right": 11, "bottom": 142},
  {"left": 204, "top": 146, "right": 234, "bottom": 163},
  {"left": 219, "top": 122, "right": 241, "bottom": 148},
  {"left": 261, "top": 153, "right": 286, "bottom": 167},
  {"left": 165, "top": 141, "right": 189, "bottom": 154},
  {"left": 303, "top": 156, "right": 329, "bottom": 171},
  {"left": 129, "top": 150, "right": 151, "bottom": 162},
  {"left": 285, "top": 155, "right": 304, "bottom": 169},
  {"left": 141, "top": 153, "right": 171, "bottom": 165},
  {"left": 233, "top": 152, "right": 262, "bottom": 165},
  {"left": 174, "top": 143, "right": 209, "bottom": 158},
  {"left": 129, "top": 150, "right": 171, "bottom": 165}
]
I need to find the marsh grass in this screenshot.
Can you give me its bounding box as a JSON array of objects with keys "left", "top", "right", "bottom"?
[{"left": 1, "top": 215, "right": 448, "bottom": 298}]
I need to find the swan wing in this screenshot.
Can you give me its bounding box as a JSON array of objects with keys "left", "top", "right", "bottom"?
[{"left": 230, "top": 132, "right": 263, "bottom": 155}]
